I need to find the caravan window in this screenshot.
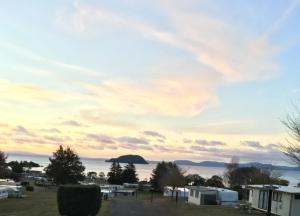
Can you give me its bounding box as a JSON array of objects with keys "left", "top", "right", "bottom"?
[
  {"left": 273, "top": 192, "right": 282, "bottom": 202},
  {"left": 295, "top": 194, "right": 300, "bottom": 199},
  {"left": 190, "top": 189, "right": 194, "bottom": 196},
  {"left": 195, "top": 191, "right": 199, "bottom": 198}
]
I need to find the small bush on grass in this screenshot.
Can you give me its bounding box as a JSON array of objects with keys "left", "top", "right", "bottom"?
[
  {"left": 26, "top": 186, "right": 34, "bottom": 192},
  {"left": 57, "top": 184, "right": 101, "bottom": 216}
]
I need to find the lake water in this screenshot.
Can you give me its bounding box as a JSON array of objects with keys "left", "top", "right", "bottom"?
[{"left": 7, "top": 154, "right": 300, "bottom": 186}]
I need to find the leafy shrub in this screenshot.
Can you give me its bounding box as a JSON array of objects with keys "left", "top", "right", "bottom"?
[
  {"left": 57, "top": 184, "right": 101, "bottom": 216},
  {"left": 26, "top": 186, "right": 34, "bottom": 191},
  {"left": 21, "top": 181, "right": 30, "bottom": 186}
]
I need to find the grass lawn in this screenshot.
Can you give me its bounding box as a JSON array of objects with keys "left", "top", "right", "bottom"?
[
  {"left": 169, "top": 201, "right": 264, "bottom": 216},
  {"left": 0, "top": 189, "right": 110, "bottom": 216},
  {"left": 0, "top": 190, "right": 263, "bottom": 216}
]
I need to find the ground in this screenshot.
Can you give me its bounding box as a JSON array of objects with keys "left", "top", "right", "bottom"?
[
  {"left": 0, "top": 190, "right": 263, "bottom": 216},
  {"left": 110, "top": 193, "right": 264, "bottom": 216},
  {"left": 0, "top": 189, "right": 110, "bottom": 216}
]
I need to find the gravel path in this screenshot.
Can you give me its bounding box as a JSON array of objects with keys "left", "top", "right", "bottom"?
[{"left": 109, "top": 198, "right": 172, "bottom": 216}]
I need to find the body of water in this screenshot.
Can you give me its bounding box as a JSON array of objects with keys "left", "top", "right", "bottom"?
[{"left": 7, "top": 154, "right": 300, "bottom": 186}]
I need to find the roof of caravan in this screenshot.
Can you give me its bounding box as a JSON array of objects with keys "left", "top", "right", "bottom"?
[
  {"left": 248, "top": 185, "right": 300, "bottom": 194},
  {"left": 164, "top": 186, "right": 189, "bottom": 192},
  {"left": 188, "top": 186, "right": 236, "bottom": 193}
]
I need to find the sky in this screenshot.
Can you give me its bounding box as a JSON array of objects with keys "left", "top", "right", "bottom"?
[{"left": 0, "top": 0, "right": 300, "bottom": 164}]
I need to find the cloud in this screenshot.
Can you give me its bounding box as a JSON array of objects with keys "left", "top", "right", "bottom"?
[
  {"left": 44, "top": 135, "right": 71, "bottom": 143},
  {"left": 121, "top": 144, "right": 153, "bottom": 151},
  {"left": 190, "top": 145, "right": 219, "bottom": 152},
  {"left": 83, "top": 78, "right": 216, "bottom": 116},
  {"left": 195, "top": 139, "right": 226, "bottom": 146},
  {"left": 40, "top": 128, "right": 61, "bottom": 133},
  {"left": 241, "top": 140, "right": 279, "bottom": 150},
  {"left": 183, "top": 138, "right": 192, "bottom": 144},
  {"left": 61, "top": 120, "right": 87, "bottom": 127},
  {"left": 60, "top": 1, "right": 281, "bottom": 82},
  {"left": 1, "top": 43, "right": 101, "bottom": 77},
  {"left": 13, "top": 126, "right": 35, "bottom": 136},
  {"left": 144, "top": 131, "right": 166, "bottom": 139},
  {"left": 0, "top": 79, "right": 64, "bottom": 102},
  {"left": 86, "top": 134, "right": 115, "bottom": 144},
  {"left": 117, "top": 136, "right": 149, "bottom": 145}
]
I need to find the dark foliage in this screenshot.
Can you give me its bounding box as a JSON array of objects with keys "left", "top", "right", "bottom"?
[
  {"left": 150, "top": 161, "right": 185, "bottom": 192},
  {"left": 226, "top": 167, "right": 289, "bottom": 186},
  {"left": 224, "top": 156, "right": 240, "bottom": 188},
  {"left": 45, "top": 145, "right": 85, "bottom": 185},
  {"left": 205, "top": 175, "right": 225, "bottom": 188},
  {"left": 106, "top": 155, "right": 148, "bottom": 164},
  {"left": 281, "top": 106, "right": 300, "bottom": 165},
  {"left": 57, "top": 184, "right": 101, "bottom": 216},
  {"left": 26, "top": 185, "right": 34, "bottom": 192},
  {"left": 121, "top": 163, "right": 139, "bottom": 183},
  {"left": 185, "top": 174, "right": 206, "bottom": 186},
  {"left": 107, "top": 161, "right": 122, "bottom": 184}
]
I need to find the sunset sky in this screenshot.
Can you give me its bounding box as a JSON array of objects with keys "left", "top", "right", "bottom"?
[{"left": 0, "top": 0, "right": 300, "bottom": 163}]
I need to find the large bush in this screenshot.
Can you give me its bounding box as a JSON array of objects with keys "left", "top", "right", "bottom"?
[{"left": 57, "top": 185, "right": 101, "bottom": 216}]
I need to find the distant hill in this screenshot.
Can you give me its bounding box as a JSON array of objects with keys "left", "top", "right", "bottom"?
[
  {"left": 105, "top": 155, "right": 148, "bottom": 164},
  {"left": 174, "top": 160, "right": 300, "bottom": 171}
]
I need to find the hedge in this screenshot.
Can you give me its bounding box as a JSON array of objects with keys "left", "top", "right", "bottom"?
[{"left": 57, "top": 184, "right": 101, "bottom": 216}]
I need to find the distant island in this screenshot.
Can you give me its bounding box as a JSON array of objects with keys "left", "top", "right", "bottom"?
[
  {"left": 105, "top": 155, "right": 149, "bottom": 164},
  {"left": 174, "top": 160, "right": 300, "bottom": 171}
]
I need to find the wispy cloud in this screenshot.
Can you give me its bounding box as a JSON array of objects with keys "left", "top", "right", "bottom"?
[
  {"left": 61, "top": 120, "right": 87, "bottom": 127},
  {"left": 0, "top": 79, "right": 64, "bottom": 102},
  {"left": 241, "top": 140, "right": 279, "bottom": 151},
  {"left": 82, "top": 78, "right": 216, "bottom": 116},
  {"left": 1, "top": 43, "right": 101, "bottom": 77},
  {"left": 195, "top": 139, "right": 227, "bottom": 146},
  {"left": 60, "top": 1, "right": 282, "bottom": 82},
  {"left": 143, "top": 131, "right": 166, "bottom": 139}
]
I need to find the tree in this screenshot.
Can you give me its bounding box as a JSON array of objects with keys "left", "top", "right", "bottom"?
[
  {"left": 121, "top": 163, "right": 139, "bottom": 183},
  {"left": 205, "top": 175, "right": 225, "bottom": 188},
  {"left": 45, "top": 145, "right": 85, "bottom": 185},
  {"left": 185, "top": 174, "right": 205, "bottom": 186},
  {"left": 0, "top": 150, "right": 9, "bottom": 178},
  {"left": 150, "top": 161, "right": 185, "bottom": 192},
  {"left": 281, "top": 106, "right": 300, "bottom": 165},
  {"left": 224, "top": 156, "right": 240, "bottom": 188},
  {"left": 87, "top": 171, "right": 97, "bottom": 179},
  {"left": 226, "top": 167, "right": 289, "bottom": 186},
  {"left": 7, "top": 161, "right": 24, "bottom": 173},
  {"left": 107, "top": 161, "right": 122, "bottom": 184}
]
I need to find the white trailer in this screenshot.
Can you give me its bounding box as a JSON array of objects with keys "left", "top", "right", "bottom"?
[{"left": 0, "top": 188, "right": 8, "bottom": 200}]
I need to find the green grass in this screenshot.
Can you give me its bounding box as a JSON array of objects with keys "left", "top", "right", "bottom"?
[
  {"left": 0, "top": 189, "right": 109, "bottom": 216},
  {"left": 170, "top": 202, "right": 264, "bottom": 216},
  {"left": 0, "top": 190, "right": 263, "bottom": 216}
]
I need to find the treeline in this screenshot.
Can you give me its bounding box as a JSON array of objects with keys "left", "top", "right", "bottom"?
[
  {"left": 0, "top": 150, "right": 40, "bottom": 181},
  {"left": 149, "top": 161, "right": 225, "bottom": 192},
  {"left": 107, "top": 161, "right": 138, "bottom": 184},
  {"left": 0, "top": 146, "right": 290, "bottom": 191}
]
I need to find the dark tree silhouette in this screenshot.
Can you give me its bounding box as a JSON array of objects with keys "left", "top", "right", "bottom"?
[
  {"left": 224, "top": 156, "right": 240, "bottom": 188},
  {"left": 0, "top": 150, "right": 9, "bottom": 178},
  {"left": 121, "top": 163, "right": 139, "bottom": 183},
  {"left": 45, "top": 145, "right": 85, "bottom": 185},
  {"left": 205, "top": 175, "right": 224, "bottom": 188},
  {"left": 150, "top": 161, "right": 185, "bottom": 192},
  {"left": 185, "top": 174, "right": 206, "bottom": 186},
  {"left": 281, "top": 106, "right": 300, "bottom": 165},
  {"left": 107, "top": 161, "right": 122, "bottom": 184}
]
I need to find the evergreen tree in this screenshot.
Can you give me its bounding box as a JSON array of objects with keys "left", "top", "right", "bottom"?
[
  {"left": 150, "top": 161, "right": 185, "bottom": 192},
  {"left": 0, "top": 150, "right": 9, "bottom": 178},
  {"left": 107, "top": 161, "right": 122, "bottom": 184},
  {"left": 121, "top": 163, "right": 139, "bottom": 183},
  {"left": 45, "top": 145, "right": 85, "bottom": 185}
]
